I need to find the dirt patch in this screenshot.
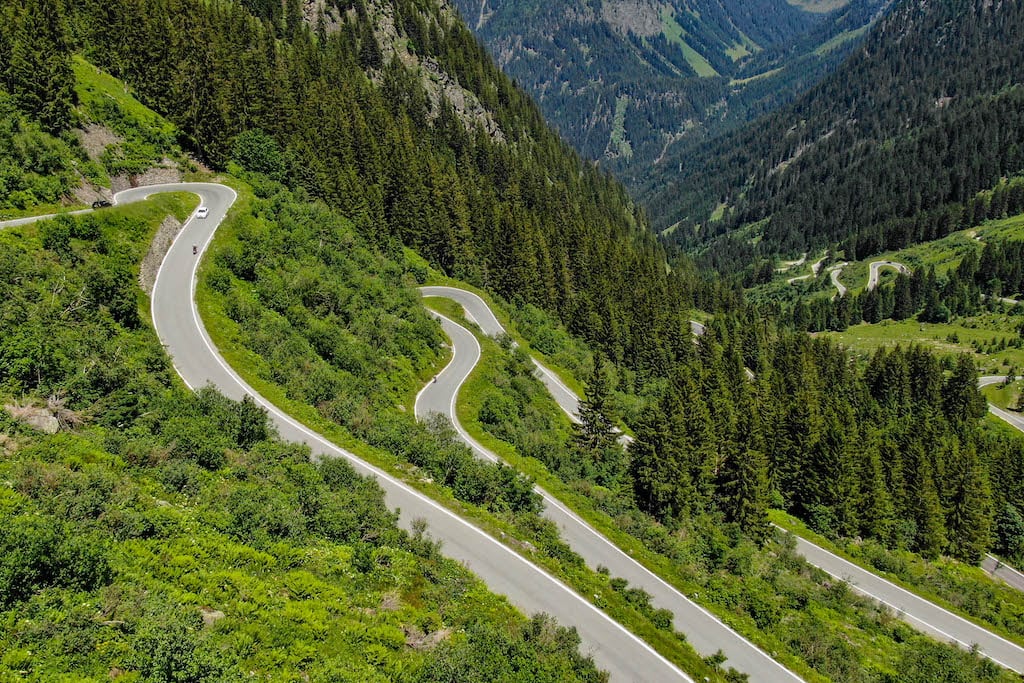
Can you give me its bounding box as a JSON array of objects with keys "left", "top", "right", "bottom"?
[
  {"left": 4, "top": 395, "right": 83, "bottom": 434},
  {"left": 112, "top": 158, "right": 183, "bottom": 195},
  {"left": 73, "top": 183, "right": 108, "bottom": 206},
  {"left": 0, "top": 432, "right": 17, "bottom": 455},
  {"left": 77, "top": 124, "right": 123, "bottom": 162},
  {"left": 139, "top": 215, "right": 184, "bottom": 295},
  {"left": 200, "top": 607, "right": 226, "bottom": 627},
  {"left": 403, "top": 625, "right": 452, "bottom": 650}
]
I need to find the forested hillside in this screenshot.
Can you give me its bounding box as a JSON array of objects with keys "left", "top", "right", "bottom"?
[
  {"left": 7, "top": 0, "right": 1024, "bottom": 677},
  {"left": 4, "top": 0, "right": 1023, "bottom": 567},
  {"left": 648, "top": 0, "right": 1024, "bottom": 272},
  {"left": 450, "top": 0, "right": 889, "bottom": 183},
  {"left": 17, "top": 0, "right": 716, "bottom": 379}
]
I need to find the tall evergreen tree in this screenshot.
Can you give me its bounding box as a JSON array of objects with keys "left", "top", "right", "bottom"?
[
  {"left": 3, "top": 0, "right": 75, "bottom": 131},
  {"left": 946, "top": 442, "right": 992, "bottom": 563}
]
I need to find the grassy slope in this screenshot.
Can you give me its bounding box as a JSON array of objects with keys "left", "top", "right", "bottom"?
[
  {"left": 660, "top": 8, "right": 719, "bottom": 77},
  {"left": 191, "top": 178, "right": 730, "bottom": 681},
  {"left": 0, "top": 198, "right": 463, "bottom": 681}
]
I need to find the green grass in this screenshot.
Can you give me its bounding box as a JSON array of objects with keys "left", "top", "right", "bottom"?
[
  {"left": 770, "top": 510, "right": 1024, "bottom": 650},
  {"left": 724, "top": 42, "right": 751, "bottom": 61},
  {"left": 826, "top": 313, "right": 1024, "bottom": 373},
  {"left": 754, "top": 225, "right": 985, "bottom": 305},
  {"left": 813, "top": 25, "right": 869, "bottom": 55},
  {"left": 979, "top": 211, "right": 1024, "bottom": 242},
  {"left": 0, "top": 202, "right": 88, "bottom": 221},
  {"left": 660, "top": 8, "right": 719, "bottom": 77},
  {"left": 72, "top": 56, "right": 177, "bottom": 144},
  {"left": 729, "top": 67, "right": 783, "bottom": 86},
  {"left": 708, "top": 201, "right": 727, "bottom": 222}
]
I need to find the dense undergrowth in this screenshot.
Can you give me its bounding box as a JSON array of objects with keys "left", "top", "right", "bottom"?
[{"left": 0, "top": 196, "right": 605, "bottom": 681}]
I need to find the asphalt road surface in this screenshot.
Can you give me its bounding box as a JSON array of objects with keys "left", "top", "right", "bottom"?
[
  {"left": 866, "top": 260, "right": 911, "bottom": 290},
  {"left": 982, "top": 554, "right": 1024, "bottom": 593},
  {"left": 417, "top": 287, "right": 804, "bottom": 682},
  {"left": 829, "top": 263, "right": 849, "bottom": 298},
  {"left": 425, "top": 288, "right": 1024, "bottom": 671},
  {"left": 3, "top": 185, "right": 692, "bottom": 683}
]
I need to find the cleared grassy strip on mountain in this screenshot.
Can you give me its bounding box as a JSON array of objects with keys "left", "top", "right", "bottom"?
[{"left": 825, "top": 315, "right": 1024, "bottom": 374}]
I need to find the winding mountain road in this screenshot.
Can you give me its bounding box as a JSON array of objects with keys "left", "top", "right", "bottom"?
[
  {"left": 428, "top": 286, "right": 1024, "bottom": 671},
  {"left": 416, "top": 286, "right": 802, "bottom": 682},
  {"left": 419, "top": 287, "right": 1024, "bottom": 674},
  {"left": 829, "top": 262, "right": 849, "bottom": 298},
  {"left": 1, "top": 185, "right": 691, "bottom": 683},
  {"left": 866, "top": 260, "right": 911, "bottom": 290},
  {"left": 12, "top": 189, "right": 1024, "bottom": 677}
]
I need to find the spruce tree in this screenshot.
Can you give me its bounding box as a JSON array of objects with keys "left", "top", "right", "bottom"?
[
  {"left": 573, "top": 355, "right": 623, "bottom": 486},
  {"left": 720, "top": 446, "right": 771, "bottom": 544},
  {"left": 946, "top": 442, "right": 992, "bottom": 563}
]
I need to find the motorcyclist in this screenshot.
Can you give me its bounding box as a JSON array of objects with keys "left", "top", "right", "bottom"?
[{"left": 192, "top": 245, "right": 198, "bottom": 255}]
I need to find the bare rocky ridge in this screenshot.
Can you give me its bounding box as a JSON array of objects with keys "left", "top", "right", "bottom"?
[
  {"left": 313, "top": 0, "right": 506, "bottom": 142},
  {"left": 302, "top": 0, "right": 345, "bottom": 34},
  {"left": 76, "top": 123, "right": 183, "bottom": 199},
  {"left": 601, "top": 0, "right": 663, "bottom": 37}
]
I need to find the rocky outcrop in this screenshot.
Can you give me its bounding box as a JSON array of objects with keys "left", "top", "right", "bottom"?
[{"left": 601, "top": 0, "right": 663, "bottom": 37}]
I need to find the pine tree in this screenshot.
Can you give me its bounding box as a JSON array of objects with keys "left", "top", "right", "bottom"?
[
  {"left": 995, "top": 503, "right": 1024, "bottom": 561},
  {"left": 573, "top": 354, "right": 623, "bottom": 486},
  {"left": 946, "top": 442, "right": 992, "bottom": 563},
  {"left": 910, "top": 443, "right": 948, "bottom": 558},
  {"left": 720, "top": 447, "right": 771, "bottom": 543},
  {"left": 4, "top": 0, "right": 75, "bottom": 131}
]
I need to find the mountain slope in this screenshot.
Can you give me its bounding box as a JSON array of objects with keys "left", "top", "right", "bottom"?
[
  {"left": 47, "top": 0, "right": 702, "bottom": 378},
  {"left": 450, "top": 0, "right": 889, "bottom": 183},
  {"left": 648, "top": 0, "right": 1024, "bottom": 268}
]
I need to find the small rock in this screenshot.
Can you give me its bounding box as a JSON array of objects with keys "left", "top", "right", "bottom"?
[{"left": 200, "top": 607, "right": 225, "bottom": 627}]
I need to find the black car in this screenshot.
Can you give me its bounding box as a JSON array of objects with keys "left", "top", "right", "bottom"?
[{"left": 92, "top": 199, "right": 112, "bottom": 209}]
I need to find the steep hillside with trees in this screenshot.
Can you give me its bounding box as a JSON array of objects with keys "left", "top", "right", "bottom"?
[
  {"left": 648, "top": 0, "right": 1024, "bottom": 272},
  {"left": 29, "top": 0, "right": 712, "bottom": 379},
  {"left": 6, "top": 0, "right": 1024, "bottom": 676},
  {"left": 450, "top": 0, "right": 889, "bottom": 184}
]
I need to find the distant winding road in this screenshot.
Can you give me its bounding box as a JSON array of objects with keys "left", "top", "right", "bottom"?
[
  {"left": 866, "top": 260, "right": 911, "bottom": 290},
  {"left": 809, "top": 260, "right": 909, "bottom": 298},
  {"left": 829, "top": 262, "right": 850, "bottom": 298}
]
